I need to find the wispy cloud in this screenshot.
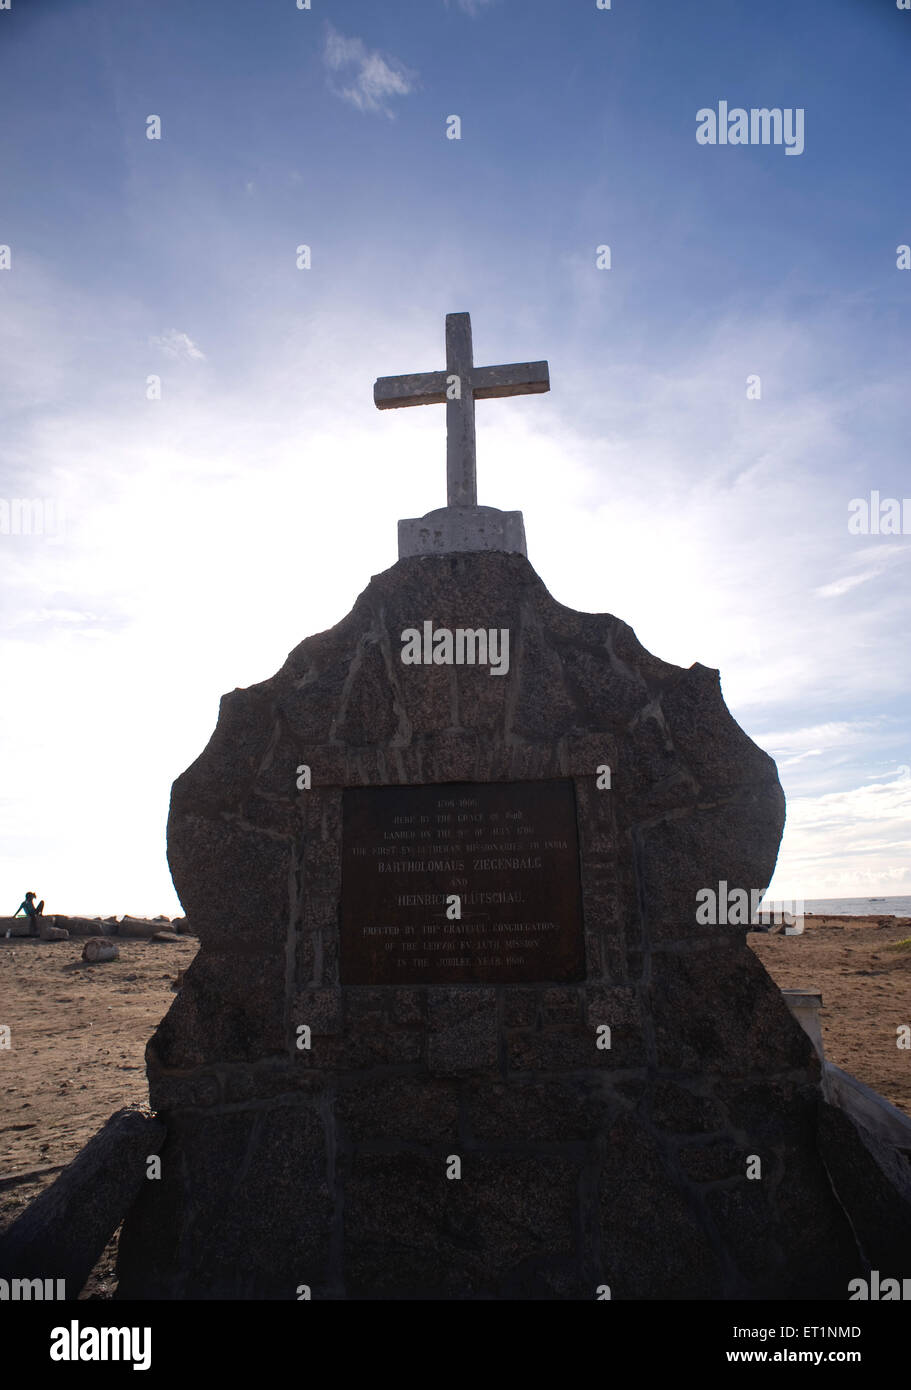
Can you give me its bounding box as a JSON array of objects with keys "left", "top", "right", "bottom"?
[
  {"left": 762, "top": 722, "right": 889, "bottom": 764},
  {"left": 814, "top": 545, "right": 909, "bottom": 599},
  {"left": 777, "top": 748, "right": 823, "bottom": 768},
  {"left": 794, "top": 777, "right": 911, "bottom": 830},
  {"left": 815, "top": 573, "right": 873, "bottom": 598},
  {"left": 768, "top": 775, "right": 911, "bottom": 898},
  {"left": 8, "top": 607, "right": 104, "bottom": 629},
  {"left": 323, "top": 23, "right": 416, "bottom": 117},
  {"left": 150, "top": 330, "right": 205, "bottom": 362},
  {"left": 447, "top": 0, "right": 495, "bottom": 13}
]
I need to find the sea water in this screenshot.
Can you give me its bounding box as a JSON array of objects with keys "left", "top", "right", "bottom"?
[{"left": 763, "top": 896, "right": 911, "bottom": 918}]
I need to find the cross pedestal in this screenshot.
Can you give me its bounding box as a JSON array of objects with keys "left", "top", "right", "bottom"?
[
  {"left": 396, "top": 504, "right": 528, "bottom": 559},
  {"left": 374, "top": 312, "right": 549, "bottom": 558}
]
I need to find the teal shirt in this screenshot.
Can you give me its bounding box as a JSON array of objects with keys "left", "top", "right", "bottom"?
[{"left": 14, "top": 900, "right": 36, "bottom": 917}]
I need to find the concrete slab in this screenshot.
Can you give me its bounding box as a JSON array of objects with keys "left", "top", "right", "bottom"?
[{"left": 398, "top": 505, "right": 527, "bottom": 559}]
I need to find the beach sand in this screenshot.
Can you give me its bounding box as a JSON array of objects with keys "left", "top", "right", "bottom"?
[
  {"left": 749, "top": 912, "right": 911, "bottom": 1116},
  {"left": 1, "top": 931, "right": 199, "bottom": 1297},
  {"left": 1, "top": 913, "right": 909, "bottom": 1296}
]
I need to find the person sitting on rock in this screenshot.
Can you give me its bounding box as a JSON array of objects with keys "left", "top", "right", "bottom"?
[{"left": 13, "top": 892, "right": 44, "bottom": 934}]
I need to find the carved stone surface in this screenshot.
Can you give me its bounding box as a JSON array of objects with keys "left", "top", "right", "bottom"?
[{"left": 115, "top": 551, "right": 873, "bottom": 1299}]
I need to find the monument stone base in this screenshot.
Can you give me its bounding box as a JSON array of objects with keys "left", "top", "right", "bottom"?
[{"left": 108, "top": 551, "right": 911, "bottom": 1301}]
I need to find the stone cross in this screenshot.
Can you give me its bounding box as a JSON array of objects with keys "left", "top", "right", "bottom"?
[{"left": 374, "top": 312, "right": 550, "bottom": 507}]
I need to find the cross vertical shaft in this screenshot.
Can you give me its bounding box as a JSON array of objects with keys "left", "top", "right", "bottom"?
[{"left": 445, "top": 313, "right": 477, "bottom": 507}]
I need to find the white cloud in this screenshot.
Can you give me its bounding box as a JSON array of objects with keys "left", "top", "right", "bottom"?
[
  {"left": 814, "top": 545, "right": 909, "bottom": 599},
  {"left": 763, "top": 722, "right": 886, "bottom": 755},
  {"left": 323, "top": 24, "right": 415, "bottom": 117},
  {"left": 7, "top": 607, "right": 104, "bottom": 630},
  {"left": 777, "top": 749, "right": 823, "bottom": 768},
  {"left": 815, "top": 571, "right": 878, "bottom": 598},
  {"left": 794, "top": 777, "right": 911, "bottom": 829},
  {"left": 768, "top": 775, "right": 911, "bottom": 899},
  {"left": 150, "top": 330, "right": 206, "bottom": 362}
]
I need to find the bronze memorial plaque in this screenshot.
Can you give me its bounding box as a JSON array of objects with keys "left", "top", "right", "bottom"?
[{"left": 340, "top": 779, "right": 585, "bottom": 984}]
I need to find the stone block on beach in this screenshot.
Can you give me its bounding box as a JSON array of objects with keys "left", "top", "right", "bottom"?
[
  {"left": 82, "top": 938, "right": 120, "bottom": 963},
  {"left": 117, "top": 917, "right": 161, "bottom": 939},
  {"left": 38, "top": 919, "right": 68, "bottom": 941},
  {"left": 0, "top": 916, "right": 35, "bottom": 937}
]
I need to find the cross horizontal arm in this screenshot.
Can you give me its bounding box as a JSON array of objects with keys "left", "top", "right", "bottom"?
[
  {"left": 472, "top": 361, "right": 550, "bottom": 400},
  {"left": 374, "top": 371, "right": 449, "bottom": 409}
]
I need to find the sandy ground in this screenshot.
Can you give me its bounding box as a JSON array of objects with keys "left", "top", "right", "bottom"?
[
  {"left": 0, "top": 932, "right": 199, "bottom": 1297},
  {"left": 749, "top": 914, "right": 911, "bottom": 1116},
  {"left": 1, "top": 914, "right": 909, "bottom": 1296}
]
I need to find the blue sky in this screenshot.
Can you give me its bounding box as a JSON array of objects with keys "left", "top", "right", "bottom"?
[{"left": 1, "top": 0, "right": 909, "bottom": 914}]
